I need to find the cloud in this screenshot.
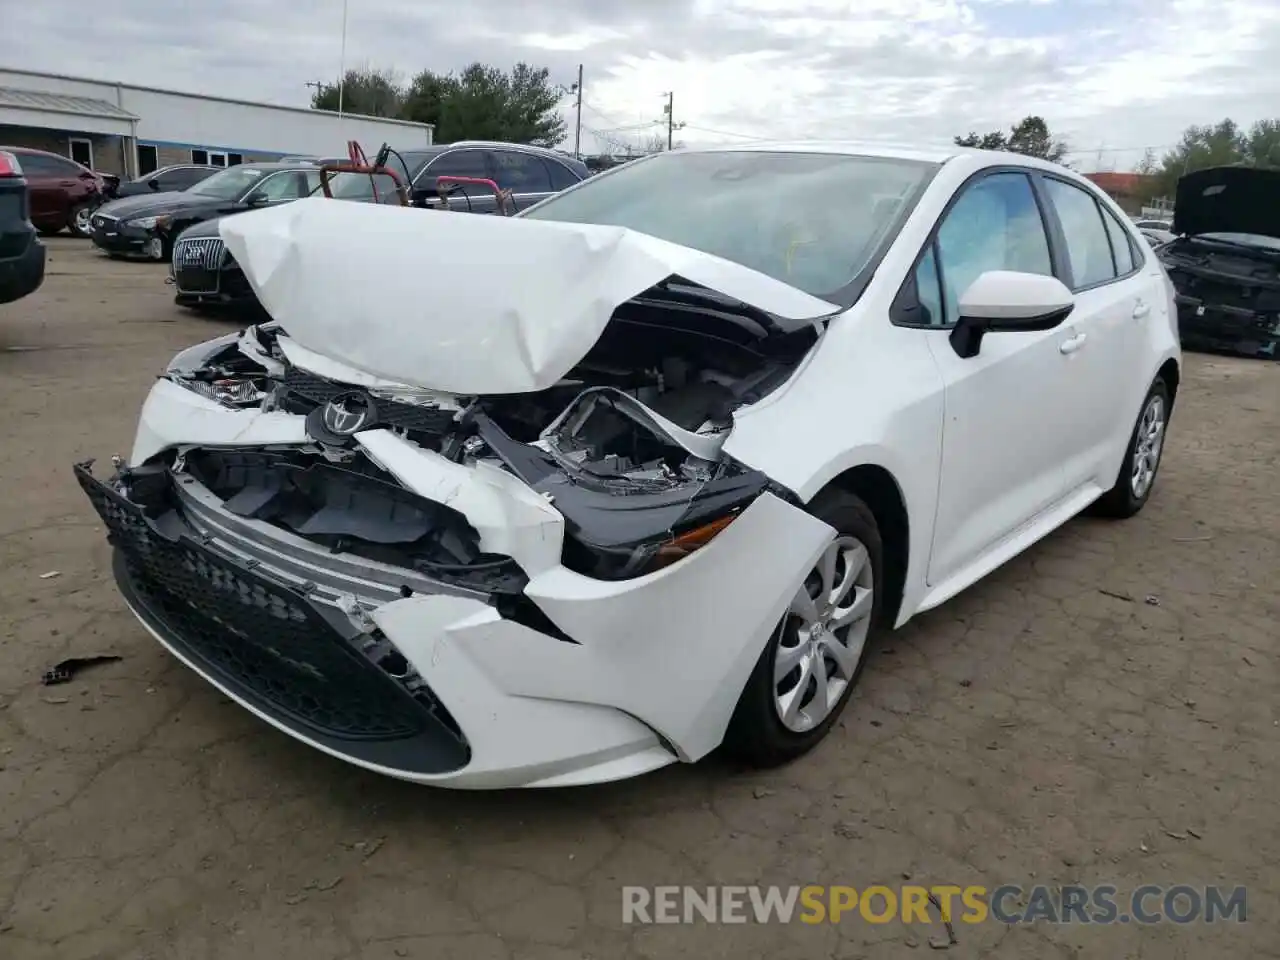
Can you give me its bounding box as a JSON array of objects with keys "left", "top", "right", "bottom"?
[{"left": 2, "top": 0, "right": 1278, "bottom": 170}]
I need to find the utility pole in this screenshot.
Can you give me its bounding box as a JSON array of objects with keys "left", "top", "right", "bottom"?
[
  {"left": 573, "top": 64, "right": 583, "bottom": 160},
  {"left": 661, "top": 92, "right": 684, "bottom": 150},
  {"left": 304, "top": 80, "right": 325, "bottom": 102},
  {"left": 337, "top": 0, "right": 349, "bottom": 119}
]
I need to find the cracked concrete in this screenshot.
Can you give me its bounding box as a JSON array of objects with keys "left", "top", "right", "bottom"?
[{"left": 0, "top": 239, "right": 1276, "bottom": 959}]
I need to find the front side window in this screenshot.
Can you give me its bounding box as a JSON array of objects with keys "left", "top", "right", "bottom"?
[
  {"left": 1043, "top": 178, "right": 1116, "bottom": 289},
  {"left": 521, "top": 150, "right": 939, "bottom": 305},
  {"left": 933, "top": 172, "right": 1053, "bottom": 324},
  {"left": 189, "top": 166, "right": 268, "bottom": 200},
  {"left": 428, "top": 149, "right": 491, "bottom": 182},
  {"left": 253, "top": 171, "right": 308, "bottom": 202}
]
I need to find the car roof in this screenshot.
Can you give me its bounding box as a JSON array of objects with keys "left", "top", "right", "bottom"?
[
  {"left": 665, "top": 140, "right": 1079, "bottom": 175},
  {"left": 3, "top": 145, "right": 87, "bottom": 164}
]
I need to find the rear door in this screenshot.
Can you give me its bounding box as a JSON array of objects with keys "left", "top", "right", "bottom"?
[
  {"left": 14, "top": 151, "right": 61, "bottom": 224},
  {"left": 421, "top": 148, "right": 499, "bottom": 213},
  {"left": 490, "top": 149, "right": 555, "bottom": 210},
  {"left": 1036, "top": 175, "right": 1153, "bottom": 492}
]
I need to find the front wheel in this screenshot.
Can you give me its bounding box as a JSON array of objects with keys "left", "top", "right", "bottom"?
[
  {"left": 1092, "top": 378, "right": 1170, "bottom": 518},
  {"left": 723, "top": 488, "right": 884, "bottom": 767},
  {"left": 70, "top": 203, "right": 95, "bottom": 237}
]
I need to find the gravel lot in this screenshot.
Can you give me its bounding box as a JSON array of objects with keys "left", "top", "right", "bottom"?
[{"left": 1, "top": 238, "right": 1277, "bottom": 959}]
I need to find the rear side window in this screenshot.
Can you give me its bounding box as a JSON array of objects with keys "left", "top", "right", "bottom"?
[
  {"left": 544, "top": 159, "right": 581, "bottom": 191},
  {"left": 1043, "top": 178, "right": 1117, "bottom": 289},
  {"left": 1100, "top": 206, "right": 1135, "bottom": 275}
]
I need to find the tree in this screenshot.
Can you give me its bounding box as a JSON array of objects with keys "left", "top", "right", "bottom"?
[
  {"left": 639, "top": 132, "right": 667, "bottom": 154},
  {"left": 401, "top": 62, "right": 566, "bottom": 147},
  {"left": 1243, "top": 118, "right": 1280, "bottom": 168},
  {"left": 1134, "top": 147, "right": 1157, "bottom": 176},
  {"left": 954, "top": 115, "right": 1069, "bottom": 162},
  {"left": 1150, "top": 119, "right": 1247, "bottom": 199},
  {"left": 310, "top": 65, "right": 404, "bottom": 118}
]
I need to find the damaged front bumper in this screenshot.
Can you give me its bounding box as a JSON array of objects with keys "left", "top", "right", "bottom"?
[{"left": 79, "top": 371, "right": 832, "bottom": 788}]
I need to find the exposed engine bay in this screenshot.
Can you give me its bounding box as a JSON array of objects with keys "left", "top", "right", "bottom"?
[
  {"left": 1160, "top": 236, "right": 1280, "bottom": 358},
  {"left": 155, "top": 286, "right": 819, "bottom": 582}
]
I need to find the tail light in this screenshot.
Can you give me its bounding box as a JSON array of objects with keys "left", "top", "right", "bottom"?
[{"left": 0, "top": 151, "right": 22, "bottom": 177}]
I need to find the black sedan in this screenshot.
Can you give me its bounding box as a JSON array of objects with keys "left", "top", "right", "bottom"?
[
  {"left": 90, "top": 162, "right": 321, "bottom": 262},
  {"left": 110, "top": 164, "right": 219, "bottom": 200},
  {"left": 0, "top": 150, "right": 45, "bottom": 305}
]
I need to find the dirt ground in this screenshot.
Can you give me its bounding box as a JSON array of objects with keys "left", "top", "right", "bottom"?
[{"left": 0, "top": 238, "right": 1277, "bottom": 960}]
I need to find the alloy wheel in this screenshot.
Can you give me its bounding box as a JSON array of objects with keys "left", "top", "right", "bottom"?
[
  {"left": 73, "top": 206, "right": 93, "bottom": 236},
  {"left": 773, "top": 535, "right": 875, "bottom": 733},
  {"left": 1130, "top": 394, "right": 1166, "bottom": 499}
]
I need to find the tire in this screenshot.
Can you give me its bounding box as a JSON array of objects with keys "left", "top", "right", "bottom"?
[
  {"left": 1092, "top": 377, "right": 1170, "bottom": 519},
  {"left": 723, "top": 488, "right": 885, "bottom": 767},
  {"left": 70, "top": 203, "right": 94, "bottom": 238}
]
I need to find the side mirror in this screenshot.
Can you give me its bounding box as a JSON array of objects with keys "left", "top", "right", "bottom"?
[
  {"left": 245, "top": 192, "right": 271, "bottom": 207},
  {"left": 147, "top": 179, "right": 161, "bottom": 191},
  {"left": 949, "top": 271, "right": 1074, "bottom": 359}
]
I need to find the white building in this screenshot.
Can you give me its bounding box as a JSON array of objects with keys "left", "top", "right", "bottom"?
[{"left": 0, "top": 66, "right": 432, "bottom": 178}]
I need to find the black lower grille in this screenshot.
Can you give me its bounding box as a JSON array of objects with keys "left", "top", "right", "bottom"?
[
  {"left": 75, "top": 462, "right": 471, "bottom": 770},
  {"left": 173, "top": 266, "right": 220, "bottom": 294}
]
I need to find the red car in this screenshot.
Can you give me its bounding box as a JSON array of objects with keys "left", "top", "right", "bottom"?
[{"left": 0, "top": 147, "right": 108, "bottom": 237}]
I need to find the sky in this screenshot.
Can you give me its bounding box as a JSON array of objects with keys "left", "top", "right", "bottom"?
[{"left": 3, "top": 0, "right": 1279, "bottom": 171}]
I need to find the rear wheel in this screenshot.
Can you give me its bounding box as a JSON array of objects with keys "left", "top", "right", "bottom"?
[
  {"left": 1092, "top": 378, "right": 1170, "bottom": 518},
  {"left": 723, "top": 488, "right": 884, "bottom": 767}
]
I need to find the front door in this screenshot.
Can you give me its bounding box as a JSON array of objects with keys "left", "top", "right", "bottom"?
[
  {"left": 920, "top": 170, "right": 1078, "bottom": 586},
  {"left": 421, "top": 148, "right": 499, "bottom": 214}
]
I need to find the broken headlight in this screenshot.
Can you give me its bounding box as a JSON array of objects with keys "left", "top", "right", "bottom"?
[{"left": 164, "top": 327, "right": 279, "bottom": 409}]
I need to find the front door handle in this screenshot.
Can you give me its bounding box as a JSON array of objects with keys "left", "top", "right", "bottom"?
[
  {"left": 1059, "top": 332, "right": 1088, "bottom": 355},
  {"left": 1132, "top": 301, "right": 1151, "bottom": 319}
]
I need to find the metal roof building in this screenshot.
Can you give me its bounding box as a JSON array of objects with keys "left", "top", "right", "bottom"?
[{"left": 0, "top": 66, "right": 432, "bottom": 178}]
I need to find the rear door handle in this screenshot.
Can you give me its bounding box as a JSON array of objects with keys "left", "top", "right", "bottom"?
[
  {"left": 1132, "top": 301, "right": 1151, "bottom": 319},
  {"left": 1059, "top": 332, "right": 1088, "bottom": 355}
]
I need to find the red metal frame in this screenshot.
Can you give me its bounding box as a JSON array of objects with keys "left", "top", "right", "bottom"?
[
  {"left": 434, "top": 175, "right": 515, "bottom": 215},
  {"left": 316, "top": 139, "right": 409, "bottom": 206}
]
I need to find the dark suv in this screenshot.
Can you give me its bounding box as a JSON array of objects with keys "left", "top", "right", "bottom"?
[
  {"left": 0, "top": 147, "right": 109, "bottom": 237},
  {"left": 0, "top": 150, "right": 46, "bottom": 305},
  {"left": 388, "top": 141, "right": 588, "bottom": 212}
]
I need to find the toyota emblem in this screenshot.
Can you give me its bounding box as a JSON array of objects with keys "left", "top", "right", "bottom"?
[{"left": 320, "top": 393, "right": 374, "bottom": 436}]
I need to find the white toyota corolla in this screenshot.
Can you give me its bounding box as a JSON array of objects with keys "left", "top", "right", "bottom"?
[{"left": 77, "top": 143, "right": 1181, "bottom": 788}]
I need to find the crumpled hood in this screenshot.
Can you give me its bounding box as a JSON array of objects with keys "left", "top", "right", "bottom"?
[
  {"left": 218, "top": 196, "right": 839, "bottom": 395},
  {"left": 1174, "top": 166, "right": 1280, "bottom": 240}
]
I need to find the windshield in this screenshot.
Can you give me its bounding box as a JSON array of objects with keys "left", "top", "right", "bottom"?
[
  {"left": 520, "top": 150, "right": 939, "bottom": 304},
  {"left": 189, "top": 167, "right": 270, "bottom": 200}
]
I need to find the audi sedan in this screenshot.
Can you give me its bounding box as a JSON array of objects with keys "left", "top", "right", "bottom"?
[{"left": 76, "top": 143, "right": 1180, "bottom": 788}]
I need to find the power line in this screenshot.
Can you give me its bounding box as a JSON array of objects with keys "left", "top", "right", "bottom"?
[{"left": 681, "top": 124, "right": 766, "bottom": 141}]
